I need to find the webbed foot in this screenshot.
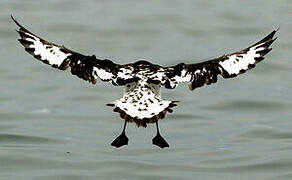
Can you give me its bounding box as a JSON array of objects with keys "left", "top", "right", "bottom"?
[
  {"left": 152, "top": 133, "right": 169, "bottom": 148},
  {"left": 111, "top": 132, "right": 129, "bottom": 148}
]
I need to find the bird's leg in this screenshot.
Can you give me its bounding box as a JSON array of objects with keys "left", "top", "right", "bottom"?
[
  {"left": 111, "top": 120, "right": 129, "bottom": 148},
  {"left": 152, "top": 121, "right": 169, "bottom": 148}
]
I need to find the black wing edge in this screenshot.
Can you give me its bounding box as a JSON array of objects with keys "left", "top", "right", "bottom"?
[{"left": 11, "top": 14, "right": 33, "bottom": 36}]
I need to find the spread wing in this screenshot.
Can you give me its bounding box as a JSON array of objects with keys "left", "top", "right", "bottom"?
[
  {"left": 12, "top": 15, "right": 122, "bottom": 85},
  {"left": 162, "top": 30, "right": 277, "bottom": 90}
]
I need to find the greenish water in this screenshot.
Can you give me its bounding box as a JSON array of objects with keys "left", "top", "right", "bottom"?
[{"left": 0, "top": 1, "right": 292, "bottom": 180}]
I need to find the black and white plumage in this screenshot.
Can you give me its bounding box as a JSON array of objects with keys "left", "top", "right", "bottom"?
[{"left": 12, "top": 15, "right": 277, "bottom": 148}]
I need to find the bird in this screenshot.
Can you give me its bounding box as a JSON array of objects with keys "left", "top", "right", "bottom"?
[{"left": 11, "top": 15, "right": 277, "bottom": 148}]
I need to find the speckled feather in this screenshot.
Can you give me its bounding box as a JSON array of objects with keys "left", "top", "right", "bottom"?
[
  {"left": 108, "top": 80, "right": 177, "bottom": 127},
  {"left": 12, "top": 15, "right": 277, "bottom": 127}
]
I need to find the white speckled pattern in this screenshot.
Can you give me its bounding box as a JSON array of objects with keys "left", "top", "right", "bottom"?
[
  {"left": 93, "top": 67, "right": 114, "bottom": 81},
  {"left": 219, "top": 43, "right": 265, "bottom": 75},
  {"left": 22, "top": 32, "right": 71, "bottom": 67},
  {"left": 114, "top": 80, "right": 171, "bottom": 119}
]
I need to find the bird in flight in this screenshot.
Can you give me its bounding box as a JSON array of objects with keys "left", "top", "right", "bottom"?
[{"left": 12, "top": 15, "right": 277, "bottom": 148}]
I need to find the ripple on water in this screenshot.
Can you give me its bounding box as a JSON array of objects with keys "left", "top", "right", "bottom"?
[
  {"left": 168, "top": 113, "right": 207, "bottom": 121},
  {"left": 239, "top": 127, "right": 292, "bottom": 140},
  {"left": 224, "top": 159, "right": 292, "bottom": 173},
  {"left": 204, "top": 100, "right": 286, "bottom": 112},
  {"left": 0, "top": 134, "right": 63, "bottom": 145},
  {"left": 0, "top": 125, "right": 15, "bottom": 130}
]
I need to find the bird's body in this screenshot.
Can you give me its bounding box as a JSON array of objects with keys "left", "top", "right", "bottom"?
[
  {"left": 111, "top": 79, "right": 173, "bottom": 127},
  {"left": 106, "top": 60, "right": 178, "bottom": 127},
  {"left": 12, "top": 15, "right": 277, "bottom": 148}
]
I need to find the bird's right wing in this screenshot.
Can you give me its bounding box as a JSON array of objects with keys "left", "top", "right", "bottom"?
[{"left": 12, "top": 15, "right": 121, "bottom": 85}]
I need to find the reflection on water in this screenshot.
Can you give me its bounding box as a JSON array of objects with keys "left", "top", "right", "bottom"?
[{"left": 0, "top": 0, "right": 292, "bottom": 180}]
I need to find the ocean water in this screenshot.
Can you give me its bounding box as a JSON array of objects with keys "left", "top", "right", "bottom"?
[{"left": 0, "top": 1, "right": 292, "bottom": 180}]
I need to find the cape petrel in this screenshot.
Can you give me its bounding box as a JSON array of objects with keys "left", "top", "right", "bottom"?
[{"left": 12, "top": 15, "right": 277, "bottom": 148}]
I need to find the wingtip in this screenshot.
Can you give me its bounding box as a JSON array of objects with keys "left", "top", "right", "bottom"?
[
  {"left": 11, "top": 15, "right": 36, "bottom": 37},
  {"left": 275, "top": 27, "right": 280, "bottom": 32},
  {"left": 270, "top": 27, "right": 279, "bottom": 35},
  {"left": 268, "top": 29, "right": 277, "bottom": 39},
  {"left": 11, "top": 14, "right": 21, "bottom": 28},
  {"left": 254, "top": 29, "right": 278, "bottom": 46},
  {"left": 270, "top": 27, "right": 279, "bottom": 39},
  {"left": 273, "top": 36, "right": 278, "bottom": 42},
  {"left": 266, "top": 29, "right": 278, "bottom": 46},
  {"left": 273, "top": 27, "right": 279, "bottom": 41},
  {"left": 11, "top": 14, "right": 17, "bottom": 23}
]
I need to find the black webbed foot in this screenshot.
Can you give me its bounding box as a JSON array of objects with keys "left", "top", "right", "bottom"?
[
  {"left": 111, "top": 132, "right": 129, "bottom": 148},
  {"left": 111, "top": 120, "right": 128, "bottom": 148},
  {"left": 152, "top": 121, "right": 169, "bottom": 148},
  {"left": 152, "top": 133, "right": 169, "bottom": 148}
]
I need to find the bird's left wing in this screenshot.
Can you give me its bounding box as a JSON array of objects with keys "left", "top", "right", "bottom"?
[
  {"left": 12, "top": 15, "right": 121, "bottom": 85},
  {"left": 161, "top": 30, "right": 277, "bottom": 90}
]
